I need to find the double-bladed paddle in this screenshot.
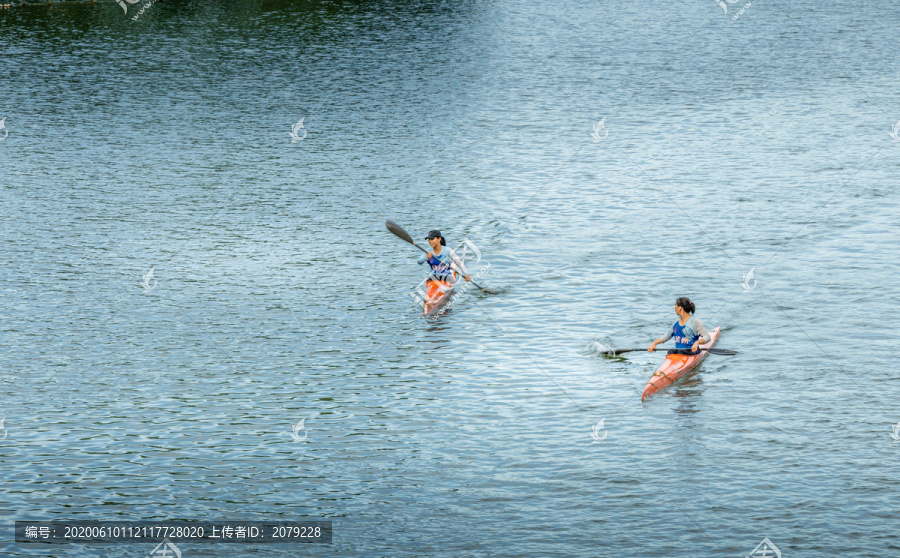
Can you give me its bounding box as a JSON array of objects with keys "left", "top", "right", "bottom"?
[
  {"left": 386, "top": 219, "right": 498, "bottom": 295},
  {"left": 607, "top": 347, "right": 737, "bottom": 356}
]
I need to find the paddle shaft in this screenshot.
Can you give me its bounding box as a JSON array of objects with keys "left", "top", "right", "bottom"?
[
  {"left": 610, "top": 347, "right": 736, "bottom": 356},
  {"left": 386, "top": 220, "right": 497, "bottom": 294}
]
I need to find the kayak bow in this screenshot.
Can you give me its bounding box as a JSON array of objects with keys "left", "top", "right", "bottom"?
[
  {"left": 641, "top": 326, "right": 721, "bottom": 401},
  {"left": 422, "top": 279, "right": 455, "bottom": 317}
]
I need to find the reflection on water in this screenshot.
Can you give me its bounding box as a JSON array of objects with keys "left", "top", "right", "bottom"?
[{"left": 672, "top": 373, "right": 705, "bottom": 412}]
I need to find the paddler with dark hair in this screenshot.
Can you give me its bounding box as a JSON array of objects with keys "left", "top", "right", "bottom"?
[
  {"left": 647, "top": 297, "right": 711, "bottom": 355},
  {"left": 418, "top": 230, "right": 471, "bottom": 291}
]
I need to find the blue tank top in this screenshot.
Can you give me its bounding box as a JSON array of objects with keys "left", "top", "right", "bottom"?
[
  {"left": 672, "top": 318, "right": 701, "bottom": 349},
  {"left": 426, "top": 250, "right": 455, "bottom": 279}
]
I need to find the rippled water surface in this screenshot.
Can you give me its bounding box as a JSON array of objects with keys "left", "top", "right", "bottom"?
[{"left": 2, "top": 0, "right": 900, "bottom": 556}]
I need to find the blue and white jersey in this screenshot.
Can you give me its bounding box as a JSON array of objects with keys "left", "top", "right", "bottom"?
[
  {"left": 661, "top": 316, "right": 710, "bottom": 349},
  {"left": 418, "top": 246, "right": 468, "bottom": 280}
]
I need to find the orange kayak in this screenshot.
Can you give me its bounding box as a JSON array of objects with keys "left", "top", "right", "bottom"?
[
  {"left": 641, "top": 326, "right": 721, "bottom": 401},
  {"left": 422, "top": 278, "right": 455, "bottom": 317}
]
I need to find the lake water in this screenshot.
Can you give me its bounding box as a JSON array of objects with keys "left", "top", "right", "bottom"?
[{"left": 2, "top": 0, "right": 899, "bottom": 556}]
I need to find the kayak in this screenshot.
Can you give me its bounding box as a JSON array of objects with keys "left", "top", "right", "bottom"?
[
  {"left": 641, "top": 326, "right": 721, "bottom": 401},
  {"left": 422, "top": 278, "right": 455, "bottom": 317}
]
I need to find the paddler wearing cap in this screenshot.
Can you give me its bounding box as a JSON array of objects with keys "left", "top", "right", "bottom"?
[{"left": 418, "top": 229, "right": 471, "bottom": 289}]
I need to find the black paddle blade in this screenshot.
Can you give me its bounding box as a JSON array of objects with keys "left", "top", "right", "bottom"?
[
  {"left": 608, "top": 348, "right": 642, "bottom": 355},
  {"left": 385, "top": 220, "right": 415, "bottom": 244}
]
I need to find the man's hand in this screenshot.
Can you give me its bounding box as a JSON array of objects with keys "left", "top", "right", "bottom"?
[
  {"left": 648, "top": 342, "right": 658, "bottom": 353},
  {"left": 464, "top": 275, "right": 471, "bottom": 281}
]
